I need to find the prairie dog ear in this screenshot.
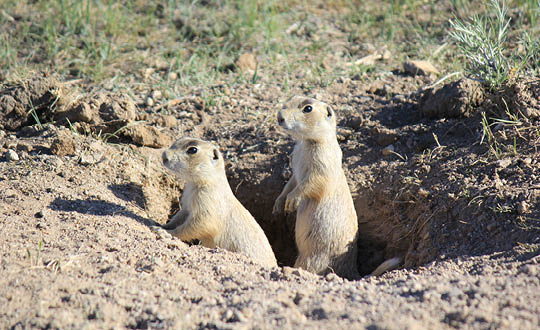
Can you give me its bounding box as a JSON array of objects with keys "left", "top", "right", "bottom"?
[{"left": 326, "top": 105, "right": 334, "bottom": 118}]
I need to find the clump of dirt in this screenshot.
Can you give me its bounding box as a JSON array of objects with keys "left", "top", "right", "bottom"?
[
  {"left": 0, "top": 73, "right": 66, "bottom": 130},
  {"left": 419, "top": 78, "right": 485, "bottom": 118},
  {"left": 50, "top": 129, "right": 77, "bottom": 157},
  {"left": 124, "top": 125, "right": 172, "bottom": 148},
  {"left": 58, "top": 92, "right": 137, "bottom": 124},
  {"left": 483, "top": 78, "right": 540, "bottom": 119},
  {"left": 0, "top": 75, "right": 173, "bottom": 148}
]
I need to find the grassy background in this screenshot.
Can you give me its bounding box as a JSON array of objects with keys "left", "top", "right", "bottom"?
[{"left": 0, "top": 0, "right": 538, "bottom": 93}]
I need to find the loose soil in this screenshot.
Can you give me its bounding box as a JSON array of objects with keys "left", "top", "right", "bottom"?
[{"left": 1, "top": 69, "right": 539, "bottom": 329}]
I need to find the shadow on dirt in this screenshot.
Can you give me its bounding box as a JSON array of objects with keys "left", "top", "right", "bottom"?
[
  {"left": 108, "top": 183, "right": 147, "bottom": 210},
  {"left": 49, "top": 197, "right": 157, "bottom": 227}
]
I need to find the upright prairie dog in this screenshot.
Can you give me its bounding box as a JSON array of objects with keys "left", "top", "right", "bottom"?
[
  {"left": 273, "top": 96, "right": 359, "bottom": 278},
  {"left": 160, "top": 137, "right": 277, "bottom": 267}
]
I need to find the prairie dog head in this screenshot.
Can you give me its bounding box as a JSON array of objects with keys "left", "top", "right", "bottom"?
[
  {"left": 162, "top": 137, "right": 225, "bottom": 182},
  {"left": 277, "top": 96, "right": 336, "bottom": 141}
]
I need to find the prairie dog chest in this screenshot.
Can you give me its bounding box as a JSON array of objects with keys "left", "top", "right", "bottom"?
[
  {"left": 180, "top": 184, "right": 196, "bottom": 210},
  {"left": 180, "top": 184, "right": 225, "bottom": 216},
  {"left": 291, "top": 141, "right": 342, "bottom": 179}
]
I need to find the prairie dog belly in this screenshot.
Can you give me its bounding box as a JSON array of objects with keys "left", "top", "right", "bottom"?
[{"left": 296, "top": 191, "right": 355, "bottom": 252}]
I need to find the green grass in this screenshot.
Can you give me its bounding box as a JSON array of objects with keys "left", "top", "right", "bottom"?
[
  {"left": 0, "top": 1, "right": 538, "bottom": 92},
  {"left": 450, "top": 0, "right": 540, "bottom": 90}
]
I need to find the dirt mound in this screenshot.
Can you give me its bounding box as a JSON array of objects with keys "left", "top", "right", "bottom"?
[
  {"left": 483, "top": 78, "right": 540, "bottom": 119},
  {"left": 419, "top": 78, "right": 485, "bottom": 118},
  {"left": 0, "top": 73, "right": 65, "bottom": 130},
  {"left": 1, "top": 70, "right": 539, "bottom": 328},
  {"left": 2, "top": 73, "right": 538, "bottom": 278},
  {"left": 58, "top": 92, "right": 137, "bottom": 124},
  {"left": 0, "top": 75, "right": 173, "bottom": 148}
]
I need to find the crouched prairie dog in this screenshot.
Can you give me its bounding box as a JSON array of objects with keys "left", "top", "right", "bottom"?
[
  {"left": 160, "top": 137, "right": 277, "bottom": 267},
  {"left": 273, "top": 96, "right": 359, "bottom": 279}
]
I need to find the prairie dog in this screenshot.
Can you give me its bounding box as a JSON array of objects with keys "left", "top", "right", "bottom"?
[
  {"left": 273, "top": 96, "right": 359, "bottom": 278},
  {"left": 161, "top": 137, "right": 277, "bottom": 267}
]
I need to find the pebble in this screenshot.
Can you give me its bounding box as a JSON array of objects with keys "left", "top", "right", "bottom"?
[
  {"left": 167, "top": 72, "right": 178, "bottom": 80},
  {"left": 150, "top": 90, "right": 162, "bottom": 100},
  {"left": 5, "top": 149, "right": 19, "bottom": 161},
  {"left": 145, "top": 97, "right": 154, "bottom": 107},
  {"left": 79, "top": 154, "right": 96, "bottom": 166},
  {"left": 403, "top": 60, "right": 439, "bottom": 76},
  {"left": 497, "top": 158, "right": 512, "bottom": 168},
  {"left": 236, "top": 53, "right": 257, "bottom": 72},
  {"left": 17, "top": 143, "right": 33, "bottom": 153},
  {"left": 325, "top": 273, "right": 342, "bottom": 282},
  {"left": 518, "top": 201, "right": 530, "bottom": 214},
  {"left": 354, "top": 53, "right": 381, "bottom": 66},
  {"left": 519, "top": 264, "right": 538, "bottom": 276}
]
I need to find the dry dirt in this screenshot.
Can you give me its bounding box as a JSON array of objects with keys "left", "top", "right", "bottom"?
[{"left": 1, "top": 72, "right": 539, "bottom": 329}]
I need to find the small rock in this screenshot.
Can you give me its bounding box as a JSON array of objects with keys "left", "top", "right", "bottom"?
[
  {"left": 50, "top": 133, "right": 76, "bottom": 157},
  {"left": 282, "top": 266, "right": 295, "bottom": 277},
  {"left": 145, "top": 97, "right": 154, "bottom": 107},
  {"left": 522, "top": 157, "right": 532, "bottom": 166},
  {"left": 325, "top": 273, "right": 341, "bottom": 282},
  {"left": 347, "top": 117, "right": 363, "bottom": 130},
  {"left": 382, "top": 49, "right": 391, "bottom": 60},
  {"left": 17, "top": 143, "right": 33, "bottom": 153},
  {"left": 373, "top": 127, "right": 398, "bottom": 147},
  {"left": 4, "top": 188, "right": 17, "bottom": 198},
  {"left": 151, "top": 226, "right": 173, "bottom": 240},
  {"left": 154, "top": 115, "right": 177, "bottom": 128},
  {"left": 236, "top": 53, "right": 257, "bottom": 73},
  {"left": 518, "top": 201, "right": 530, "bottom": 214},
  {"left": 79, "top": 154, "right": 96, "bottom": 166},
  {"left": 519, "top": 264, "right": 538, "bottom": 276},
  {"left": 293, "top": 292, "right": 305, "bottom": 305},
  {"left": 486, "top": 222, "right": 498, "bottom": 232},
  {"left": 418, "top": 188, "right": 430, "bottom": 198},
  {"left": 124, "top": 125, "right": 172, "bottom": 148},
  {"left": 311, "top": 307, "right": 328, "bottom": 320},
  {"left": 167, "top": 72, "right": 178, "bottom": 80},
  {"left": 150, "top": 90, "right": 162, "bottom": 100},
  {"left": 497, "top": 158, "right": 512, "bottom": 168},
  {"left": 382, "top": 144, "right": 395, "bottom": 156},
  {"left": 354, "top": 53, "right": 381, "bottom": 66},
  {"left": 5, "top": 149, "right": 19, "bottom": 161},
  {"left": 403, "top": 60, "right": 439, "bottom": 76},
  {"left": 35, "top": 210, "right": 45, "bottom": 218},
  {"left": 0, "top": 130, "right": 5, "bottom": 139},
  {"left": 442, "top": 287, "right": 462, "bottom": 301}
]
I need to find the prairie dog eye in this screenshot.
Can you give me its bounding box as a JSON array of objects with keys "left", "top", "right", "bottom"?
[
  {"left": 303, "top": 105, "right": 313, "bottom": 113},
  {"left": 186, "top": 146, "right": 198, "bottom": 154}
]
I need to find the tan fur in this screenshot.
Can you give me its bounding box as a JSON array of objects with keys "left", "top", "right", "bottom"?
[
  {"left": 160, "top": 137, "right": 277, "bottom": 267},
  {"left": 369, "top": 257, "right": 402, "bottom": 277},
  {"left": 273, "top": 96, "right": 359, "bottom": 279}
]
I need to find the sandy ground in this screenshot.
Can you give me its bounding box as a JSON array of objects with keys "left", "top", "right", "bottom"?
[{"left": 1, "top": 69, "right": 539, "bottom": 329}]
